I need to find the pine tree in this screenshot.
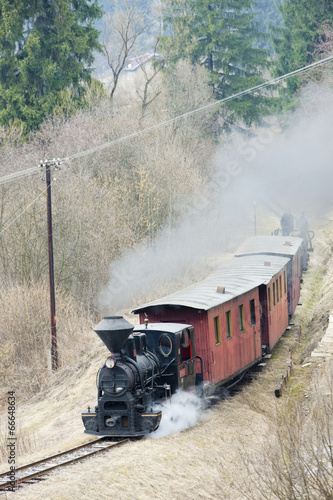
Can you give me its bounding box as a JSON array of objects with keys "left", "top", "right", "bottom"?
[
  {"left": 272, "top": 0, "right": 333, "bottom": 94},
  {"left": 0, "top": 1, "right": 102, "bottom": 132},
  {"left": 160, "top": 0, "right": 272, "bottom": 125},
  {"left": 253, "top": 0, "right": 282, "bottom": 52}
]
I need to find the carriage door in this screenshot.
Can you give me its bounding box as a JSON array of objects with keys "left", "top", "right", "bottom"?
[
  {"left": 259, "top": 285, "right": 269, "bottom": 355},
  {"left": 177, "top": 328, "right": 196, "bottom": 389}
]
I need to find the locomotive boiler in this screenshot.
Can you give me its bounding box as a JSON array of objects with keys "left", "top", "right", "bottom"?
[{"left": 82, "top": 316, "right": 200, "bottom": 438}]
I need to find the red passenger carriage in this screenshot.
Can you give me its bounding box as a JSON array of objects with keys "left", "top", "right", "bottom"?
[{"left": 132, "top": 236, "right": 303, "bottom": 387}]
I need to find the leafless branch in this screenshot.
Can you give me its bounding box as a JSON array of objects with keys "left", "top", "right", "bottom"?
[{"left": 102, "top": 1, "right": 148, "bottom": 100}]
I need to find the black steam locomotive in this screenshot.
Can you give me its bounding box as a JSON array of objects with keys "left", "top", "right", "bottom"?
[{"left": 82, "top": 316, "right": 202, "bottom": 438}]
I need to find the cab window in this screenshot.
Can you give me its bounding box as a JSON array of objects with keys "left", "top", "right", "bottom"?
[{"left": 159, "top": 334, "right": 173, "bottom": 357}]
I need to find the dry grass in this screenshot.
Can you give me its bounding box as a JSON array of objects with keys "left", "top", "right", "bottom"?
[
  {"left": 0, "top": 347, "right": 105, "bottom": 470},
  {"left": 0, "top": 281, "right": 99, "bottom": 402},
  {"left": 2, "top": 399, "right": 273, "bottom": 500},
  {"left": 0, "top": 280, "right": 105, "bottom": 465}
]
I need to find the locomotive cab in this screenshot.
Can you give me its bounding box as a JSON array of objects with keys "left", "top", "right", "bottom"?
[{"left": 133, "top": 323, "right": 199, "bottom": 395}]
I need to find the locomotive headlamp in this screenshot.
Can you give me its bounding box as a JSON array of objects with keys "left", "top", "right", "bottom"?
[{"left": 105, "top": 355, "right": 116, "bottom": 369}]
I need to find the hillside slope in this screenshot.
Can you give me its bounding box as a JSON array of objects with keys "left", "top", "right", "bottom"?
[{"left": 2, "top": 217, "right": 333, "bottom": 499}]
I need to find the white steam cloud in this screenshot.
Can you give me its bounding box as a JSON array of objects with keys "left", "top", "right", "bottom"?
[
  {"left": 150, "top": 390, "right": 205, "bottom": 439},
  {"left": 98, "top": 83, "right": 333, "bottom": 314}
]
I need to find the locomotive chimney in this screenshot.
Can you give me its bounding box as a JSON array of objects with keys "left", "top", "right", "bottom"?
[{"left": 94, "top": 316, "right": 134, "bottom": 353}]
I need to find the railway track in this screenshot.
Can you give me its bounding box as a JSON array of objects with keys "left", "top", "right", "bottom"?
[{"left": 0, "top": 437, "right": 128, "bottom": 492}]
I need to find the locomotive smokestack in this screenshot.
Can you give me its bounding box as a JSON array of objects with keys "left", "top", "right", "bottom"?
[{"left": 94, "top": 316, "right": 134, "bottom": 353}]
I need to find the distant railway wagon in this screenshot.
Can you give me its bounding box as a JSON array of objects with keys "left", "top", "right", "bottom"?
[
  {"left": 234, "top": 236, "right": 304, "bottom": 316},
  {"left": 83, "top": 235, "right": 307, "bottom": 438}
]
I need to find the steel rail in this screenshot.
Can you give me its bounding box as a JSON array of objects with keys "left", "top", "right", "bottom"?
[{"left": 0, "top": 438, "right": 128, "bottom": 491}]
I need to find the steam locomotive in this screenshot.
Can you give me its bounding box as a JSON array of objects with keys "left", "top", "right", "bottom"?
[
  {"left": 82, "top": 235, "right": 308, "bottom": 438},
  {"left": 82, "top": 316, "right": 200, "bottom": 437}
]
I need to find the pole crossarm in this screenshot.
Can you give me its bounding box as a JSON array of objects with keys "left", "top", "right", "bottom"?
[{"left": 39, "top": 158, "right": 63, "bottom": 169}]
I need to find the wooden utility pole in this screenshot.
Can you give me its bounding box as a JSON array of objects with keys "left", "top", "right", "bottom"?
[{"left": 40, "top": 159, "right": 61, "bottom": 371}]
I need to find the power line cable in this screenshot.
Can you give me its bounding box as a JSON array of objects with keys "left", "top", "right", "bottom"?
[
  {"left": 0, "top": 166, "right": 40, "bottom": 187},
  {"left": 0, "top": 182, "right": 53, "bottom": 236},
  {"left": 63, "top": 54, "right": 333, "bottom": 162},
  {"left": 0, "top": 54, "right": 332, "bottom": 185}
]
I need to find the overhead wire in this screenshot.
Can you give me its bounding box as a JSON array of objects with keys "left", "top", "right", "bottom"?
[
  {"left": 0, "top": 54, "right": 332, "bottom": 181},
  {"left": 0, "top": 53, "right": 332, "bottom": 231},
  {"left": 0, "top": 181, "right": 54, "bottom": 237},
  {"left": 0, "top": 165, "right": 41, "bottom": 187},
  {"left": 62, "top": 54, "right": 333, "bottom": 162}
]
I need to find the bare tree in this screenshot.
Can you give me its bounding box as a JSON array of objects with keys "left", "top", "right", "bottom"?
[
  {"left": 102, "top": 0, "right": 148, "bottom": 100},
  {"left": 135, "top": 40, "right": 163, "bottom": 119},
  {"left": 300, "top": 22, "right": 333, "bottom": 89}
]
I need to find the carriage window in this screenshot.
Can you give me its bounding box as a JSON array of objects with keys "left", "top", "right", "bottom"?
[
  {"left": 239, "top": 305, "right": 245, "bottom": 332},
  {"left": 273, "top": 282, "right": 276, "bottom": 306},
  {"left": 279, "top": 276, "right": 282, "bottom": 298},
  {"left": 159, "top": 335, "right": 173, "bottom": 357},
  {"left": 268, "top": 288, "right": 271, "bottom": 312},
  {"left": 276, "top": 279, "right": 279, "bottom": 303},
  {"left": 226, "top": 310, "right": 232, "bottom": 339},
  {"left": 250, "top": 299, "right": 256, "bottom": 325},
  {"left": 294, "top": 254, "right": 299, "bottom": 278},
  {"left": 284, "top": 270, "right": 287, "bottom": 293},
  {"left": 214, "top": 316, "right": 221, "bottom": 345}
]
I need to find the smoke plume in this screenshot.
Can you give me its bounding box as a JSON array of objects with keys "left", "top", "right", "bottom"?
[
  {"left": 150, "top": 390, "right": 205, "bottom": 439},
  {"left": 98, "top": 84, "right": 333, "bottom": 314}
]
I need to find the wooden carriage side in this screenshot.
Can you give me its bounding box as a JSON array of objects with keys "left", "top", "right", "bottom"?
[{"left": 132, "top": 253, "right": 291, "bottom": 387}]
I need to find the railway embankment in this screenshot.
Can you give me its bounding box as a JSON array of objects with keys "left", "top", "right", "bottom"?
[{"left": 311, "top": 314, "right": 333, "bottom": 358}]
